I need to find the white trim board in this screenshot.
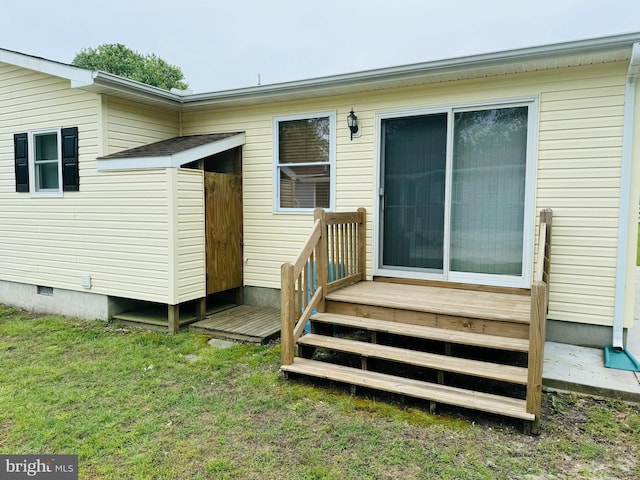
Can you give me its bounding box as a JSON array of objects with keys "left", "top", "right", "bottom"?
[{"left": 373, "top": 98, "right": 538, "bottom": 289}]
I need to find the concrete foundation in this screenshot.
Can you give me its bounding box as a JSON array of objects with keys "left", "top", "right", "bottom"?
[
  {"left": 0, "top": 279, "right": 138, "bottom": 321},
  {"left": 244, "top": 285, "right": 281, "bottom": 309},
  {"left": 546, "top": 318, "right": 627, "bottom": 348}
]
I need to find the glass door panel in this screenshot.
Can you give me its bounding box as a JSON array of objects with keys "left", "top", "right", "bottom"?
[
  {"left": 449, "top": 107, "right": 528, "bottom": 276},
  {"left": 380, "top": 113, "right": 447, "bottom": 271}
]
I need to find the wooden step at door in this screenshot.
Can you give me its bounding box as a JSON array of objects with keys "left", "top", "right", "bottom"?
[
  {"left": 311, "top": 312, "right": 530, "bottom": 352},
  {"left": 325, "top": 281, "right": 531, "bottom": 323},
  {"left": 282, "top": 358, "right": 535, "bottom": 421},
  {"left": 297, "top": 333, "right": 528, "bottom": 384}
]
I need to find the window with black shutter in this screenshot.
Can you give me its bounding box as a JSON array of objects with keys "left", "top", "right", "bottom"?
[
  {"left": 14, "top": 133, "right": 29, "bottom": 192},
  {"left": 13, "top": 127, "right": 79, "bottom": 195},
  {"left": 61, "top": 127, "right": 79, "bottom": 191}
]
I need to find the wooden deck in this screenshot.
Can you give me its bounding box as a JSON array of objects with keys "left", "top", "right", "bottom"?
[
  {"left": 189, "top": 305, "right": 281, "bottom": 344},
  {"left": 280, "top": 208, "right": 551, "bottom": 432}
]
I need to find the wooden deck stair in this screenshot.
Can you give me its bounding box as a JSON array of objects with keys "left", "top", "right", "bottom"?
[
  {"left": 296, "top": 330, "right": 528, "bottom": 384},
  {"left": 280, "top": 208, "right": 552, "bottom": 433},
  {"left": 282, "top": 282, "right": 536, "bottom": 422},
  {"left": 283, "top": 358, "right": 534, "bottom": 421}
]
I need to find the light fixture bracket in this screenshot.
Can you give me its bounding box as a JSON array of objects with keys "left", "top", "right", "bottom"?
[{"left": 347, "top": 109, "right": 359, "bottom": 140}]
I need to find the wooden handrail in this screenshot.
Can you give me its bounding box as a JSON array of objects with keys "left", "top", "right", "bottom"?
[
  {"left": 535, "top": 209, "right": 553, "bottom": 285},
  {"left": 281, "top": 208, "right": 366, "bottom": 366}
]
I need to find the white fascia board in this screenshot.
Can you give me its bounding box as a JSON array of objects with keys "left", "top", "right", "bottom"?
[
  {"left": 91, "top": 71, "right": 183, "bottom": 105},
  {"left": 169, "top": 133, "right": 245, "bottom": 167},
  {"left": 182, "top": 32, "right": 640, "bottom": 107},
  {"left": 97, "top": 156, "right": 174, "bottom": 171},
  {"left": 97, "top": 133, "right": 245, "bottom": 171},
  {"left": 0, "top": 48, "right": 94, "bottom": 87}
]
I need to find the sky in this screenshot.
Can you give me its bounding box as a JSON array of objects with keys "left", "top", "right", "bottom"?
[{"left": 1, "top": 0, "right": 639, "bottom": 93}]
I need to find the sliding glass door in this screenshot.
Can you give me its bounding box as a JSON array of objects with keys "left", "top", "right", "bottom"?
[
  {"left": 380, "top": 113, "right": 447, "bottom": 272},
  {"left": 378, "top": 103, "right": 533, "bottom": 287}
]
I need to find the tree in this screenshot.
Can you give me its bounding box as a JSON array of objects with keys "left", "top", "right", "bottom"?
[{"left": 72, "top": 43, "right": 188, "bottom": 91}]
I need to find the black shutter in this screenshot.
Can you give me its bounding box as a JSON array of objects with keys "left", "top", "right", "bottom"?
[
  {"left": 61, "top": 127, "right": 79, "bottom": 191},
  {"left": 14, "top": 133, "right": 29, "bottom": 192}
]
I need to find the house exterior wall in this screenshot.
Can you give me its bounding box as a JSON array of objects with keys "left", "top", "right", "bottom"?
[
  {"left": 103, "top": 96, "right": 180, "bottom": 154},
  {"left": 0, "top": 63, "right": 182, "bottom": 309},
  {"left": 169, "top": 168, "right": 206, "bottom": 304},
  {"left": 182, "top": 61, "right": 632, "bottom": 329}
]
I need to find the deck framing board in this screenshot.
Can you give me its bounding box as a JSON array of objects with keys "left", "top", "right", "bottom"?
[{"left": 326, "top": 282, "right": 531, "bottom": 323}]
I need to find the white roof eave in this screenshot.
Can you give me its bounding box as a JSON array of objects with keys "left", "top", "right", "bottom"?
[
  {"left": 0, "top": 48, "right": 94, "bottom": 87},
  {"left": 96, "top": 132, "right": 245, "bottom": 171},
  {"left": 3, "top": 32, "right": 640, "bottom": 110},
  {"left": 179, "top": 31, "right": 640, "bottom": 108}
]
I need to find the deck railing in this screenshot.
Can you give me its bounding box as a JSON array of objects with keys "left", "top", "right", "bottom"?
[
  {"left": 281, "top": 208, "right": 366, "bottom": 365},
  {"left": 526, "top": 208, "right": 553, "bottom": 431}
]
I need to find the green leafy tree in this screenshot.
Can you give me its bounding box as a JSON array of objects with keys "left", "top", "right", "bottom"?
[{"left": 72, "top": 43, "right": 188, "bottom": 91}]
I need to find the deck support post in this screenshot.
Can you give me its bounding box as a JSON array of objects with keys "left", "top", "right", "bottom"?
[
  {"left": 168, "top": 304, "right": 179, "bottom": 334},
  {"left": 526, "top": 281, "right": 547, "bottom": 434},
  {"left": 281, "top": 263, "right": 295, "bottom": 366},
  {"left": 360, "top": 357, "right": 368, "bottom": 370},
  {"left": 197, "top": 298, "right": 206, "bottom": 321}
]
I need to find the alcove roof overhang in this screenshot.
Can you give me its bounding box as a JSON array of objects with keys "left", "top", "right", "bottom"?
[{"left": 96, "top": 132, "right": 245, "bottom": 171}]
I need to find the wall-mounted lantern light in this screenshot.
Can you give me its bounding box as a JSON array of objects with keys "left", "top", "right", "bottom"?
[{"left": 347, "top": 109, "right": 359, "bottom": 140}]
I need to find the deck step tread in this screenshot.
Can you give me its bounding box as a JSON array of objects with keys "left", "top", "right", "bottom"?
[
  {"left": 282, "top": 358, "right": 534, "bottom": 421},
  {"left": 311, "top": 313, "right": 530, "bottom": 352},
  {"left": 298, "top": 333, "right": 528, "bottom": 384},
  {"left": 326, "top": 281, "right": 531, "bottom": 323}
]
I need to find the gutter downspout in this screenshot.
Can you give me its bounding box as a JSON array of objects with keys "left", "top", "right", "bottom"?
[{"left": 613, "top": 42, "right": 640, "bottom": 349}]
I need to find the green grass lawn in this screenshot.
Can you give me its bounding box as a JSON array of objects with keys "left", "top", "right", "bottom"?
[
  {"left": 637, "top": 224, "right": 640, "bottom": 266},
  {"left": 1, "top": 304, "right": 639, "bottom": 479}
]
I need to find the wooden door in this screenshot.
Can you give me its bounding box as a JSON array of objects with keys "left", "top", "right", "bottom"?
[{"left": 205, "top": 172, "right": 243, "bottom": 295}]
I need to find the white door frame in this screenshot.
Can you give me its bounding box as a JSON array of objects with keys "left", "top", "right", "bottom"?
[{"left": 373, "top": 97, "right": 539, "bottom": 288}]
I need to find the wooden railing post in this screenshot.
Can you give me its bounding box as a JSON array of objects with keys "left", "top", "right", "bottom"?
[
  {"left": 526, "top": 280, "right": 547, "bottom": 434},
  {"left": 314, "top": 208, "right": 328, "bottom": 313},
  {"left": 357, "top": 207, "right": 366, "bottom": 280},
  {"left": 526, "top": 209, "right": 553, "bottom": 433},
  {"left": 281, "top": 263, "right": 295, "bottom": 365}
]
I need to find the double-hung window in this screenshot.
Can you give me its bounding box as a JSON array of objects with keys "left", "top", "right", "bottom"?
[
  {"left": 33, "top": 131, "right": 62, "bottom": 192},
  {"left": 274, "top": 112, "right": 335, "bottom": 211},
  {"left": 14, "top": 127, "right": 79, "bottom": 195}
]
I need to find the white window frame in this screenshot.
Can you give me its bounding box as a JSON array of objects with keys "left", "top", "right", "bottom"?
[
  {"left": 273, "top": 111, "right": 336, "bottom": 213},
  {"left": 29, "top": 127, "right": 63, "bottom": 198},
  {"left": 373, "top": 96, "right": 538, "bottom": 288}
]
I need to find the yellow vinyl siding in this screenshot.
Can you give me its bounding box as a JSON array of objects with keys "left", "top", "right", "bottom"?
[
  {"left": 104, "top": 97, "right": 179, "bottom": 154},
  {"left": 183, "top": 61, "right": 629, "bottom": 328},
  {"left": 170, "top": 168, "right": 205, "bottom": 304},
  {"left": 0, "top": 63, "right": 177, "bottom": 304},
  {"left": 537, "top": 69, "right": 626, "bottom": 325}
]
